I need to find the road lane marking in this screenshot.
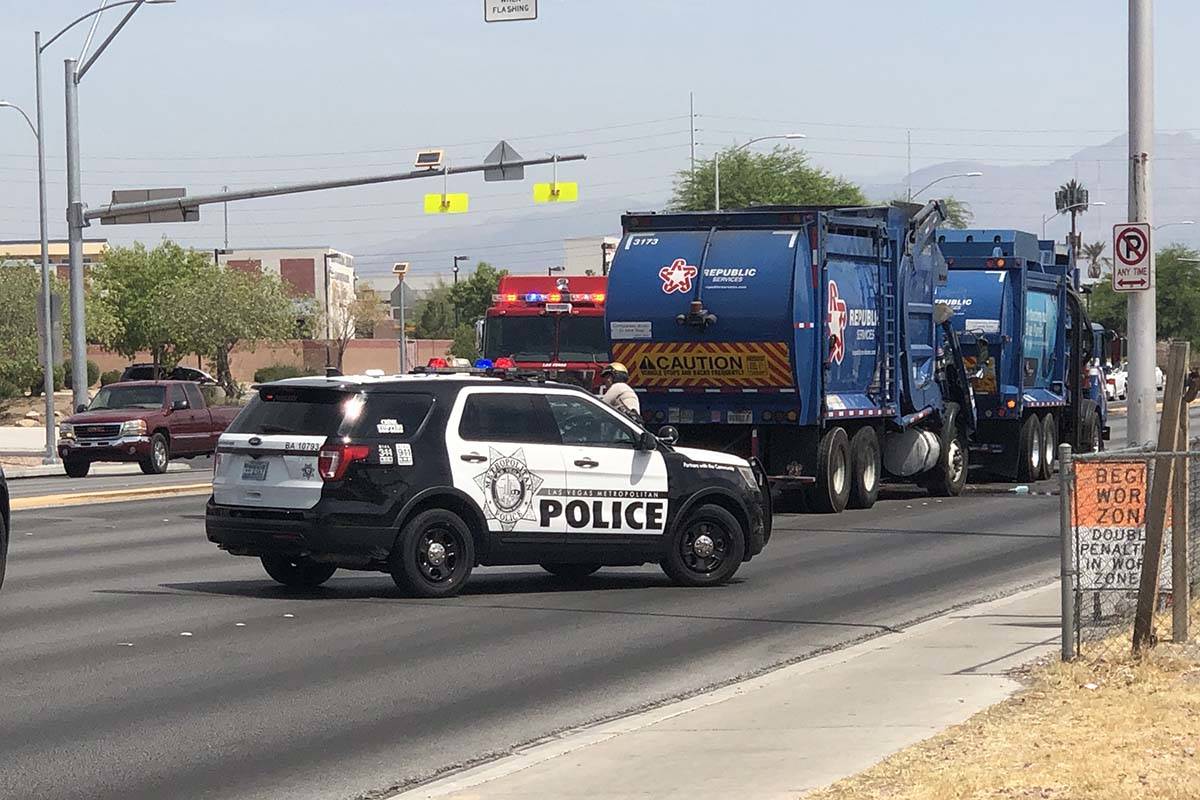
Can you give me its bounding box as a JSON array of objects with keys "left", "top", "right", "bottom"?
[{"left": 10, "top": 482, "right": 211, "bottom": 511}]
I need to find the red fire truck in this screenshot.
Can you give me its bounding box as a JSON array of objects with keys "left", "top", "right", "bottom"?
[{"left": 481, "top": 275, "right": 610, "bottom": 388}]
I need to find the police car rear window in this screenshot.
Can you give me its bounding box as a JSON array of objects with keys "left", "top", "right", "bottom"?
[{"left": 227, "top": 388, "right": 434, "bottom": 439}]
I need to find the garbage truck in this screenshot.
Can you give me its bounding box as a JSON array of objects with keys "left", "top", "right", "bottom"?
[
  {"left": 933, "top": 229, "right": 1108, "bottom": 481},
  {"left": 604, "top": 202, "right": 976, "bottom": 513}
]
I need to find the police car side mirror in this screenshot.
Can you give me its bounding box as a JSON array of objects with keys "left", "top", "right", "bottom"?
[
  {"left": 636, "top": 431, "right": 659, "bottom": 451},
  {"left": 657, "top": 425, "right": 679, "bottom": 445}
]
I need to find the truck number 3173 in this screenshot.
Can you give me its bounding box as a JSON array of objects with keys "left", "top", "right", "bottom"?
[{"left": 629, "top": 237, "right": 659, "bottom": 247}]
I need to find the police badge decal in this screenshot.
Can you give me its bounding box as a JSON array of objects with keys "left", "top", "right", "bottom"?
[{"left": 474, "top": 448, "right": 545, "bottom": 531}]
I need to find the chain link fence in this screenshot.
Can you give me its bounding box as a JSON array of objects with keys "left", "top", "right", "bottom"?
[{"left": 1064, "top": 440, "right": 1200, "bottom": 661}]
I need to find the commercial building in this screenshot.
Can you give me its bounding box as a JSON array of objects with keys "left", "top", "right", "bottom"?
[
  {"left": 0, "top": 238, "right": 109, "bottom": 280},
  {"left": 215, "top": 246, "right": 356, "bottom": 338}
]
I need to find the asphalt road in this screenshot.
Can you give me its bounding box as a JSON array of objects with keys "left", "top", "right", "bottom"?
[
  {"left": 0, "top": 475, "right": 1062, "bottom": 800},
  {"left": 5, "top": 457, "right": 212, "bottom": 499}
]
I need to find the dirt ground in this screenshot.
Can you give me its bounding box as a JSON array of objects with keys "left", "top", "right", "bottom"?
[
  {"left": 0, "top": 392, "right": 76, "bottom": 426},
  {"left": 804, "top": 645, "right": 1200, "bottom": 800}
]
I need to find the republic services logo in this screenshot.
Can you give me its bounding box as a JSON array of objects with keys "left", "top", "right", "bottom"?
[
  {"left": 659, "top": 258, "right": 698, "bottom": 294},
  {"left": 827, "top": 280, "right": 847, "bottom": 365},
  {"left": 474, "top": 448, "right": 544, "bottom": 531}
]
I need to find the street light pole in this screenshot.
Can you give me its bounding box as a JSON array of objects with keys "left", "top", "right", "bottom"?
[
  {"left": 1127, "top": 0, "right": 1156, "bottom": 448},
  {"left": 0, "top": 89, "right": 56, "bottom": 463},
  {"left": 908, "top": 171, "right": 983, "bottom": 201},
  {"left": 713, "top": 133, "right": 806, "bottom": 212},
  {"left": 452, "top": 255, "right": 468, "bottom": 327}
]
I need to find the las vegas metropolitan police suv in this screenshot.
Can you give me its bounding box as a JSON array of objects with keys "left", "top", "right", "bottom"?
[{"left": 205, "top": 361, "right": 772, "bottom": 597}]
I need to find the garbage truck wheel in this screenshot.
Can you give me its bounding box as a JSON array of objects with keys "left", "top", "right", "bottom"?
[
  {"left": 807, "top": 427, "right": 850, "bottom": 514},
  {"left": 925, "top": 409, "right": 968, "bottom": 497},
  {"left": 1016, "top": 415, "right": 1042, "bottom": 483},
  {"left": 1039, "top": 413, "right": 1057, "bottom": 480},
  {"left": 847, "top": 426, "right": 881, "bottom": 510}
]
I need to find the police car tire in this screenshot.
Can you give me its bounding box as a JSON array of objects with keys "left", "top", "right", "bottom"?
[
  {"left": 1039, "top": 413, "right": 1057, "bottom": 480},
  {"left": 807, "top": 427, "right": 851, "bottom": 514},
  {"left": 847, "top": 427, "right": 881, "bottom": 510},
  {"left": 0, "top": 512, "right": 7, "bottom": 592},
  {"left": 390, "top": 509, "right": 475, "bottom": 598},
  {"left": 540, "top": 563, "right": 602, "bottom": 580},
  {"left": 1016, "top": 415, "right": 1042, "bottom": 483},
  {"left": 260, "top": 555, "right": 338, "bottom": 589},
  {"left": 661, "top": 504, "right": 746, "bottom": 587}
]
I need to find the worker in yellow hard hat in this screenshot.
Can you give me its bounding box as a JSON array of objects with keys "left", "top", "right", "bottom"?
[{"left": 599, "top": 362, "right": 640, "bottom": 419}]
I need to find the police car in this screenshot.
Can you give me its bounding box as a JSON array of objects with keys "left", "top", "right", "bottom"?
[{"left": 205, "top": 369, "right": 772, "bottom": 597}]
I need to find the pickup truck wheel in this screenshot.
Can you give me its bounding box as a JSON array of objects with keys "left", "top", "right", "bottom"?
[
  {"left": 260, "top": 555, "right": 337, "bottom": 589},
  {"left": 1040, "top": 413, "right": 1057, "bottom": 480},
  {"left": 806, "top": 427, "right": 850, "bottom": 513},
  {"left": 540, "top": 563, "right": 602, "bottom": 580},
  {"left": 140, "top": 433, "right": 169, "bottom": 475},
  {"left": 1016, "top": 415, "right": 1042, "bottom": 483},
  {"left": 390, "top": 509, "right": 475, "bottom": 598},
  {"left": 661, "top": 503, "right": 746, "bottom": 587},
  {"left": 63, "top": 458, "right": 90, "bottom": 478},
  {"left": 847, "top": 427, "right": 881, "bottom": 510}
]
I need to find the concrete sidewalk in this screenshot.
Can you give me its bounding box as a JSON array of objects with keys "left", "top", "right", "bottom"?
[
  {"left": 0, "top": 424, "right": 51, "bottom": 455},
  {"left": 393, "top": 584, "right": 1059, "bottom": 800}
]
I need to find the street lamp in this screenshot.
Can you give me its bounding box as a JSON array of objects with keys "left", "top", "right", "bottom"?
[
  {"left": 908, "top": 171, "right": 982, "bottom": 201},
  {"left": 1041, "top": 201, "right": 1106, "bottom": 237},
  {"left": 1154, "top": 220, "right": 1195, "bottom": 231},
  {"left": 0, "top": 99, "right": 55, "bottom": 463},
  {"left": 452, "top": 255, "right": 469, "bottom": 326},
  {"left": 713, "top": 133, "right": 806, "bottom": 212},
  {"left": 37, "top": 0, "right": 176, "bottom": 408}
]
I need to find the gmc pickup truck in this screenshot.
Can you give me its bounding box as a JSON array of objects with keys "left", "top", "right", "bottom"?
[{"left": 58, "top": 381, "right": 241, "bottom": 478}]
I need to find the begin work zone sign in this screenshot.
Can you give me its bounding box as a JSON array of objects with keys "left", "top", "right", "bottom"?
[{"left": 1072, "top": 460, "right": 1171, "bottom": 590}]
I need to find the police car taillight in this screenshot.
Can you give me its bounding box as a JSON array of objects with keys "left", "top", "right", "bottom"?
[{"left": 317, "top": 442, "right": 370, "bottom": 481}]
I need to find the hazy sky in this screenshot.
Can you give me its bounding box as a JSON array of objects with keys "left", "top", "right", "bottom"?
[{"left": 3, "top": 0, "right": 1199, "bottom": 278}]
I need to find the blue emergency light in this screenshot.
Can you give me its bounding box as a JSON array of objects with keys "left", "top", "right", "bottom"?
[{"left": 474, "top": 358, "right": 494, "bottom": 369}]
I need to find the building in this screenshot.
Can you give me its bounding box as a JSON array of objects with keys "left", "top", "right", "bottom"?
[
  {"left": 562, "top": 235, "right": 619, "bottom": 276},
  {"left": 215, "top": 246, "right": 356, "bottom": 338},
  {"left": 0, "top": 238, "right": 108, "bottom": 280}
]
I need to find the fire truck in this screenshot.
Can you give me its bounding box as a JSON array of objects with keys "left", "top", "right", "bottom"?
[{"left": 480, "top": 275, "right": 610, "bottom": 388}]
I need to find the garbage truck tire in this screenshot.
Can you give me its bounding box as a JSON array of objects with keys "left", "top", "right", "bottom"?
[
  {"left": 847, "top": 426, "right": 881, "bottom": 510},
  {"left": 807, "top": 426, "right": 850, "bottom": 514},
  {"left": 1016, "top": 414, "right": 1043, "bottom": 483}
]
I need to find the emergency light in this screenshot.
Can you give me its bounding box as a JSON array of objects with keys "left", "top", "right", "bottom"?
[{"left": 474, "top": 359, "right": 494, "bottom": 369}]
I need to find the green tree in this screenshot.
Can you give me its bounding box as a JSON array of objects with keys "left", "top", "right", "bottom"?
[
  {"left": 940, "top": 196, "right": 974, "bottom": 229},
  {"left": 0, "top": 264, "right": 45, "bottom": 395},
  {"left": 671, "top": 145, "right": 866, "bottom": 211},
  {"left": 92, "top": 241, "right": 211, "bottom": 372},
  {"left": 414, "top": 282, "right": 454, "bottom": 339},
  {"left": 448, "top": 261, "right": 508, "bottom": 324},
  {"left": 1088, "top": 245, "right": 1200, "bottom": 347},
  {"left": 173, "top": 263, "right": 299, "bottom": 396},
  {"left": 1081, "top": 240, "right": 1111, "bottom": 281},
  {"left": 449, "top": 324, "right": 480, "bottom": 361}
]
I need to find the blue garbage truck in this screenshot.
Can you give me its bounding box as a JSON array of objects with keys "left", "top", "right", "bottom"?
[
  {"left": 605, "top": 202, "right": 976, "bottom": 513},
  {"left": 933, "top": 229, "right": 1108, "bottom": 481}
]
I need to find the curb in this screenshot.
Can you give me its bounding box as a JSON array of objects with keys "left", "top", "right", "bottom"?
[
  {"left": 11, "top": 482, "right": 212, "bottom": 511},
  {"left": 383, "top": 582, "right": 1058, "bottom": 800}
]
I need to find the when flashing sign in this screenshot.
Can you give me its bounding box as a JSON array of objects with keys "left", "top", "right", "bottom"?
[{"left": 485, "top": 1, "right": 537, "bottom": 23}]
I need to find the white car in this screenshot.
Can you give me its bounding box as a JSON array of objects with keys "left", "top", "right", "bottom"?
[
  {"left": 1105, "top": 367, "right": 1128, "bottom": 401},
  {"left": 1156, "top": 365, "right": 1165, "bottom": 391}
]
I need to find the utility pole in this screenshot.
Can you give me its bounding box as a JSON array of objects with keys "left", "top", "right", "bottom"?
[
  {"left": 1070, "top": 207, "right": 1080, "bottom": 291},
  {"left": 1127, "top": 0, "right": 1156, "bottom": 447},
  {"left": 222, "top": 184, "right": 229, "bottom": 249},
  {"left": 452, "top": 254, "right": 468, "bottom": 328},
  {"left": 689, "top": 91, "right": 696, "bottom": 176},
  {"left": 906, "top": 130, "right": 912, "bottom": 201}
]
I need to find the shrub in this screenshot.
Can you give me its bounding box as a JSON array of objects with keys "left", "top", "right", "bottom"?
[
  {"left": 63, "top": 359, "right": 101, "bottom": 390},
  {"left": 253, "top": 364, "right": 306, "bottom": 383},
  {"left": 0, "top": 380, "right": 22, "bottom": 401},
  {"left": 99, "top": 369, "right": 122, "bottom": 386},
  {"left": 28, "top": 364, "right": 65, "bottom": 397}
]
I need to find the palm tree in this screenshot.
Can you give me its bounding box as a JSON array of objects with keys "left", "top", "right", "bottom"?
[{"left": 1081, "top": 240, "right": 1111, "bottom": 279}]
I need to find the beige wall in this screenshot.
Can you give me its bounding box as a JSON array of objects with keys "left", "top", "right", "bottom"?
[{"left": 87, "top": 338, "right": 453, "bottom": 386}]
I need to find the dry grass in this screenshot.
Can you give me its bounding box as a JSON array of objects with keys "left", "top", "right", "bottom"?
[{"left": 804, "top": 646, "right": 1200, "bottom": 800}]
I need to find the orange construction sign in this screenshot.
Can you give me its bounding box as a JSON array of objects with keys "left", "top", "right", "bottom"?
[
  {"left": 611, "top": 341, "right": 792, "bottom": 388},
  {"left": 1072, "top": 460, "right": 1171, "bottom": 590}
]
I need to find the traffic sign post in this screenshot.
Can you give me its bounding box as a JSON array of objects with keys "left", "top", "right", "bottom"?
[{"left": 1112, "top": 223, "right": 1152, "bottom": 292}]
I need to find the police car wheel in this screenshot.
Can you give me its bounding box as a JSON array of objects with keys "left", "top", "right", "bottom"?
[
  {"left": 847, "top": 427, "right": 881, "bottom": 510},
  {"left": 661, "top": 504, "right": 746, "bottom": 587},
  {"left": 540, "top": 563, "right": 602, "bottom": 580},
  {"left": 260, "top": 555, "right": 338, "bottom": 589},
  {"left": 390, "top": 509, "right": 475, "bottom": 598},
  {"left": 0, "top": 512, "right": 7, "bottom": 592}
]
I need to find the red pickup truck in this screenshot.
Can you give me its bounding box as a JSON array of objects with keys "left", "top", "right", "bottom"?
[{"left": 58, "top": 380, "right": 242, "bottom": 478}]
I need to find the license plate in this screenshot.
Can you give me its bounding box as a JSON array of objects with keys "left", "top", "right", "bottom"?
[
  {"left": 727, "top": 411, "right": 753, "bottom": 424},
  {"left": 242, "top": 460, "right": 269, "bottom": 481}
]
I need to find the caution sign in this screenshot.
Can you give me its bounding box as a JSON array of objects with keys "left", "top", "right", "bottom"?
[
  {"left": 1073, "top": 460, "right": 1171, "bottom": 590},
  {"left": 611, "top": 342, "right": 791, "bottom": 388}
]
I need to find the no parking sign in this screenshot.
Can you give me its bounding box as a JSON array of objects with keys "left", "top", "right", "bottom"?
[{"left": 1112, "top": 223, "right": 1152, "bottom": 292}]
